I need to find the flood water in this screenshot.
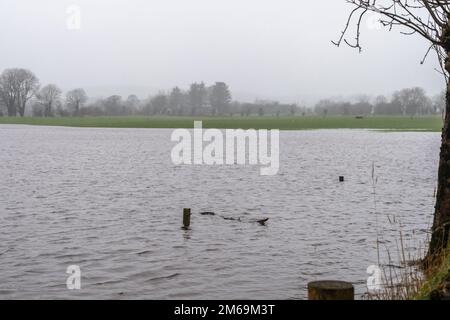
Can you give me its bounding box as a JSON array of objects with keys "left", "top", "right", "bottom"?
[{"left": 0, "top": 125, "right": 440, "bottom": 299}]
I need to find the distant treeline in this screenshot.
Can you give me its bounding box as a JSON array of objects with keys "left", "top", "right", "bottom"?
[
  {"left": 0, "top": 68, "right": 444, "bottom": 117},
  {"left": 315, "top": 88, "right": 444, "bottom": 116}
]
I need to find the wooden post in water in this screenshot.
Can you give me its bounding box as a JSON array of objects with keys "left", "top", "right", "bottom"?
[
  {"left": 308, "top": 280, "right": 354, "bottom": 300},
  {"left": 183, "top": 208, "right": 191, "bottom": 229}
]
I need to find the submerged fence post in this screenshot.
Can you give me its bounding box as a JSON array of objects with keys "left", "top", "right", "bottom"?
[
  {"left": 308, "top": 280, "right": 354, "bottom": 300},
  {"left": 183, "top": 208, "right": 191, "bottom": 229}
]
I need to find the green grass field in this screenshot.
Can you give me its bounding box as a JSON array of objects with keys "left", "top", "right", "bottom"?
[{"left": 0, "top": 116, "right": 443, "bottom": 131}]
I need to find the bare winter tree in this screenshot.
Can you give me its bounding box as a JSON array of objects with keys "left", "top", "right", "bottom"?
[
  {"left": 0, "top": 68, "right": 39, "bottom": 117},
  {"left": 210, "top": 82, "right": 232, "bottom": 116},
  {"left": 37, "top": 84, "right": 62, "bottom": 117},
  {"left": 392, "top": 87, "right": 431, "bottom": 116},
  {"left": 0, "top": 69, "right": 19, "bottom": 116},
  {"left": 334, "top": 0, "right": 450, "bottom": 258},
  {"left": 15, "top": 69, "right": 40, "bottom": 117},
  {"left": 66, "top": 88, "right": 87, "bottom": 116}
]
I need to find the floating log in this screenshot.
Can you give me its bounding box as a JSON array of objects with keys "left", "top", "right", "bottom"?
[
  {"left": 256, "top": 218, "right": 269, "bottom": 226},
  {"left": 182, "top": 208, "right": 191, "bottom": 229},
  {"left": 197, "top": 212, "right": 265, "bottom": 225},
  {"left": 222, "top": 216, "right": 241, "bottom": 221},
  {"left": 200, "top": 212, "right": 215, "bottom": 216},
  {"left": 308, "top": 280, "right": 354, "bottom": 300}
]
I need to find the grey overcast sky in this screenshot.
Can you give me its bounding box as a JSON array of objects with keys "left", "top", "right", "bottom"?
[{"left": 0, "top": 0, "right": 444, "bottom": 103}]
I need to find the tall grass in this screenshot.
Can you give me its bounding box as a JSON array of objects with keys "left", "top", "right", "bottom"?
[
  {"left": 363, "top": 163, "right": 446, "bottom": 300},
  {"left": 415, "top": 250, "right": 450, "bottom": 300},
  {"left": 363, "top": 227, "right": 429, "bottom": 300}
]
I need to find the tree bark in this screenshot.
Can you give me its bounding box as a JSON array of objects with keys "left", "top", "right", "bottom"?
[{"left": 428, "top": 51, "right": 450, "bottom": 258}]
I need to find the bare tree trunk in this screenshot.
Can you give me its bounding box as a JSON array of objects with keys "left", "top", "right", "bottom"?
[
  {"left": 428, "top": 51, "right": 450, "bottom": 258},
  {"left": 19, "top": 101, "right": 26, "bottom": 117},
  {"left": 45, "top": 102, "right": 52, "bottom": 117},
  {"left": 7, "top": 104, "right": 16, "bottom": 117}
]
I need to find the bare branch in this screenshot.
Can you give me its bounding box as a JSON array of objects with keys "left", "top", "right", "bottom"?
[{"left": 334, "top": 0, "right": 450, "bottom": 81}]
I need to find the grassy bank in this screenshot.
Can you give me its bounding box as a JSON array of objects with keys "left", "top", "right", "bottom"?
[
  {"left": 416, "top": 252, "right": 450, "bottom": 300},
  {"left": 0, "top": 115, "right": 444, "bottom": 131}
]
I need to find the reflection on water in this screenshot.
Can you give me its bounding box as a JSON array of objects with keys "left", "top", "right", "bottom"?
[{"left": 0, "top": 125, "right": 439, "bottom": 299}]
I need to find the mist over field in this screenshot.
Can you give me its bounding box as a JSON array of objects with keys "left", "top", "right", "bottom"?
[{"left": 0, "top": 0, "right": 444, "bottom": 103}]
